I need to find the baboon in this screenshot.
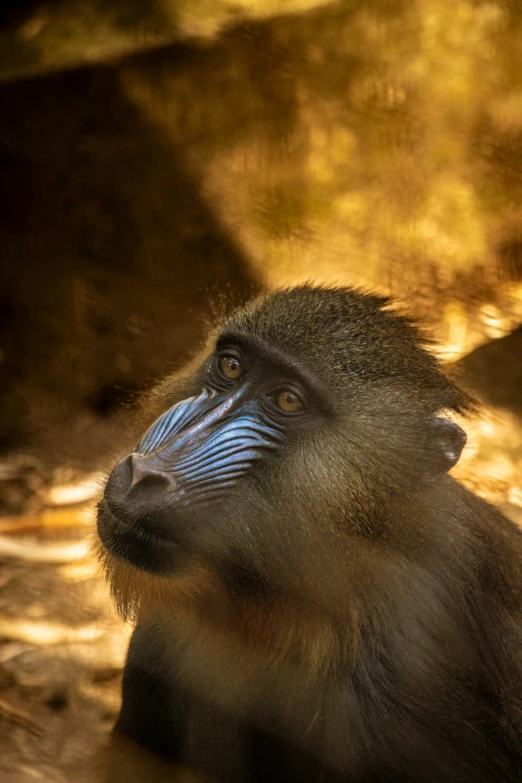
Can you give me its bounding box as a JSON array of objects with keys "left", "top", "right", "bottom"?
[{"left": 98, "top": 286, "right": 522, "bottom": 782}]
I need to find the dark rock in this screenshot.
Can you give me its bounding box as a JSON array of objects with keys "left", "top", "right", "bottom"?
[{"left": 453, "top": 326, "right": 522, "bottom": 418}]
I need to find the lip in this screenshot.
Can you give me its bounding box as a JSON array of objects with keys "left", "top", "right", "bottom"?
[{"left": 97, "top": 498, "right": 186, "bottom": 575}]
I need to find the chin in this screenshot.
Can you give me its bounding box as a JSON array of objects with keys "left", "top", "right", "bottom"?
[{"left": 97, "top": 498, "right": 186, "bottom": 576}]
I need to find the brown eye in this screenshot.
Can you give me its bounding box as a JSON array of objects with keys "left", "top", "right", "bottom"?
[
  {"left": 219, "top": 355, "right": 243, "bottom": 380},
  {"left": 276, "top": 389, "right": 303, "bottom": 413}
]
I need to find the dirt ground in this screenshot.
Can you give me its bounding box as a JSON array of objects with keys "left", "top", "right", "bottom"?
[
  {"left": 0, "top": 498, "right": 202, "bottom": 782},
  {"left": 0, "top": 501, "right": 127, "bottom": 782}
]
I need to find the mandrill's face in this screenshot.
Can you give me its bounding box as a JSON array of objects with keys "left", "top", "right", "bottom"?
[
  {"left": 97, "top": 287, "right": 469, "bottom": 631},
  {"left": 96, "top": 337, "right": 307, "bottom": 579}
]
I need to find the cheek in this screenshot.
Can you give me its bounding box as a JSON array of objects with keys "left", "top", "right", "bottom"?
[
  {"left": 227, "top": 473, "right": 343, "bottom": 581},
  {"left": 265, "top": 440, "right": 348, "bottom": 513}
]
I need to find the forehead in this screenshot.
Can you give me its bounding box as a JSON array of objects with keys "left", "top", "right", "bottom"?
[{"left": 222, "top": 287, "right": 430, "bottom": 387}]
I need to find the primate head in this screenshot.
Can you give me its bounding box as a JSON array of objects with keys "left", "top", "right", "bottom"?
[{"left": 98, "top": 286, "right": 472, "bottom": 664}]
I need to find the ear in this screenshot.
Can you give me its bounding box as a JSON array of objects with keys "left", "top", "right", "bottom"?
[{"left": 426, "top": 417, "right": 467, "bottom": 477}]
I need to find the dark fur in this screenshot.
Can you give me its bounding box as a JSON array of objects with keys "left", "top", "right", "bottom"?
[{"left": 98, "top": 286, "right": 522, "bottom": 782}]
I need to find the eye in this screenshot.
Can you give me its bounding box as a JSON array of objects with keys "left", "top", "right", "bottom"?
[
  {"left": 218, "top": 354, "right": 243, "bottom": 381},
  {"left": 275, "top": 389, "right": 303, "bottom": 414}
]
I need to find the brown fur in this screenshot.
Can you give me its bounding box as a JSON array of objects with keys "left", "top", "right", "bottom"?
[
  {"left": 97, "top": 541, "right": 353, "bottom": 680},
  {"left": 96, "top": 287, "right": 522, "bottom": 782}
]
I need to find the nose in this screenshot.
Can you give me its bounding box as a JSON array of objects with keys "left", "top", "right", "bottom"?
[{"left": 104, "top": 453, "right": 176, "bottom": 510}]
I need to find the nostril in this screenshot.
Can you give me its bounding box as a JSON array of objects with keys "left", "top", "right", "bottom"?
[
  {"left": 128, "top": 471, "right": 172, "bottom": 503},
  {"left": 127, "top": 454, "right": 176, "bottom": 503},
  {"left": 104, "top": 454, "right": 175, "bottom": 509},
  {"left": 101, "top": 454, "right": 182, "bottom": 547},
  {"left": 130, "top": 454, "right": 160, "bottom": 487}
]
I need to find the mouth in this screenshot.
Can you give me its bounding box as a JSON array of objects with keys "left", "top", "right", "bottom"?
[{"left": 97, "top": 498, "right": 187, "bottom": 575}]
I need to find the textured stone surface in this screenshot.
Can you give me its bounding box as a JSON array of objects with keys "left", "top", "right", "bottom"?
[
  {"left": 0, "top": 0, "right": 335, "bottom": 84},
  {"left": 454, "top": 326, "right": 522, "bottom": 417}
]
